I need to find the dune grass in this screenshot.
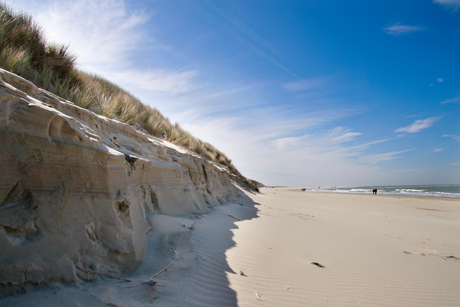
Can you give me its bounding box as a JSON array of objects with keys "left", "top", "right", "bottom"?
[{"left": 0, "top": 3, "right": 258, "bottom": 191}]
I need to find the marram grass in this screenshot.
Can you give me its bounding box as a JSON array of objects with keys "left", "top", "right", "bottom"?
[{"left": 0, "top": 3, "right": 258, "bottom": 191}]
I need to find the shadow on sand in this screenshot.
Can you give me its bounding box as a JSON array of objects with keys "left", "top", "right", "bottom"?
[
  {"left": 0, "top": 189, "right": 260, "bottom": 307},
  {"left": 146, "top": 188, "right": 260, "bottom": 307}
]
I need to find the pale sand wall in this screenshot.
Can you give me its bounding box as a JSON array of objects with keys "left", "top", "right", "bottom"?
[{"left": 0, "top": 69, "right": 239, "bottom": 297}]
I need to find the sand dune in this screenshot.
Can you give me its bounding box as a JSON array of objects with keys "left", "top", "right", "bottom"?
[
  {"left": 2, "top": 187, "right": 459, "bottom": 306},
  {"left": 0, "top": 68, "right": 239, "bottom": 297}
]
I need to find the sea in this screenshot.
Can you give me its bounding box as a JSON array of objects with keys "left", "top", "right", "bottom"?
[{"left": 305, "top": 184, "right": 460, "bottom": 198}]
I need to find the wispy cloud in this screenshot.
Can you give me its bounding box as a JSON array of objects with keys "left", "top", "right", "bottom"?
[
  {"left": 115, "top": 69, "right": 200, "bottom": 94},
  {"left": 36, "top": 0, "right": 148, "bottom": 70},
  {"left": 394, "top": 117, "right": 439, "bottom": 133},
  {"left": 271, "top": 126, "right": 361, "bottom": 151},
  {"left": 430, "top": 78, "right": 445, "bottom": 86},
  {"left": 390, "top": 168, "right": 426, "bottom": 173},
  {"left": 201, "top": 0, "right": 300, "bottom": 79},
  {"left": 283, "top": 76, "right": 331, "bottom": 92},
  {"left": 359, "top": 149, "right": 416, "bottom": 164},
  {"left": 181, "top": 107, "right": 399, "bottom": 186},
  {"left": 21, "top": 0, "right": 202, "bottom": 96},
  {"left": 349, "top": 138, "right": 392, "bottom": 151},
  {"left": 441, "top": 96, "right": 460, "bottom": 104},
  {"left": 443, "top": 134, "right": 460, "bottom": 141},
  {"left": 434, "top": 148, "right": 446, "bottom": 152},
  {"left": 434, "top": 0, "right": 460, "bottom": 11},
  {"left": 329, "top": 126, "right": 362, "bottom": 142},
  {"left": 384, "top": 22, "right": 426, "bottom": 35}
]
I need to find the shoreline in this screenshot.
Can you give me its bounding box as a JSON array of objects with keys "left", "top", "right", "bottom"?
[
  {"left": 300, "top": 190, "right": 460, "bottom": 201},
  {"left": 280, "top": 187, "right": 460, "bottom": 199}
]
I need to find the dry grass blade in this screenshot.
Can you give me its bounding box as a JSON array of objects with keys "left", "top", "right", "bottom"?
[{"left": 151, "top": 261, "right": 174, "bottom": 279}]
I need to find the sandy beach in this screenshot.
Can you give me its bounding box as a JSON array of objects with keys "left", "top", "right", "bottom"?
[
  {"left": 1, "top": 3, "right": 459, "bottom": 306},
  {"left": 224, "top": 188, "right": 460, "bottom": 306},
  {"left": 2, "top": 187, "right": 459, "bottom": 306}
]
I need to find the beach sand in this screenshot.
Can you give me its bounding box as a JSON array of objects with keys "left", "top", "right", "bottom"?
[
  {"left": 224, "top": 188, "right": 460, "bottom": 306},
  {"left": 2, "top": 187, "right": 459, "bottom": 306}
]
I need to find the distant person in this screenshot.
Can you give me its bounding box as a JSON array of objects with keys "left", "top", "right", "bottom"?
[{"left": 375, "top": 188, "right": 377, "bottom": 194}]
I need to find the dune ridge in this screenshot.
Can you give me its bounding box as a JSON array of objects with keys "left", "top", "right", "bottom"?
[{"left": 0, "top": 68, "right": 243, "bottom": 297}]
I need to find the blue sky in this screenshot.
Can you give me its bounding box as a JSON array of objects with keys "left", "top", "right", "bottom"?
[{"left": 9, "top": 0, "right": 460, "bottom": 186}]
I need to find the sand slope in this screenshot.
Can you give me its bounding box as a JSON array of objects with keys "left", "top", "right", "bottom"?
[{"left": 0, "top": 188, "right": 258, "bottom": 306}]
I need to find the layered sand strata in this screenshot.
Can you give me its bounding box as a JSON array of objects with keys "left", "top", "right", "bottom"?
[{"left": 0, "top": 69, "right": 239, "bottom": 296}]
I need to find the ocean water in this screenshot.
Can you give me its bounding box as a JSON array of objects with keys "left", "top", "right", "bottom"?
[{"left": 305, "top": 185, "right": 460, "bottom": 198}]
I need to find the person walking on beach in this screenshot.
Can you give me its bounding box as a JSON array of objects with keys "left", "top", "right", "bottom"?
[{"left": 372, "top": 188, "right": 378, "bottom": 195}]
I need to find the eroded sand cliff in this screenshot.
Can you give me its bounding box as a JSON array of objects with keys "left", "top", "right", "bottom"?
[{"left": 0, "top": 69, "right": 240, "bottom": 296}]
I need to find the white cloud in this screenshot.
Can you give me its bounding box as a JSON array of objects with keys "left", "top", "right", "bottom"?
[
  {"left": 115, "top": 69, "right": 200, "bottom": 94},
  {"left": 270, "top": 126, "right": 362, "bottom": 152},
  {"left": 283, "top": 77, "right": 326, "bottom": 92},
  {"left": 329, "top": 127, "right": 362, "bottom": 142},
  {"left": 391, "top": 168, "right": 426, "bottom": 173},
  {"left": 349, "top": 138, "right": 392, "bottom": 150},
  {"left": 443, "top": 134, "right": 460, "bottom": 141},
  {"left": 35, "top": 0, "right": 148, "bottom": 70},
  {"left": 384, "top": 22, "right": 426, "bottom": 35},
  {"left": 394, "top": 117, "right": 439, "bottom": 133},
  {"left": 441, "top": 96, "right": 460, "bottom": 104},
  {"left": 14, "top": 0, "right": 202, "bottom": 95},
  {"left": 182, "top": 109, "right": 411, "bottom": 186},
  {"left": 282, "top": 74, "right": 341, "bottom": 92},
  {"left": 437, "top": 78, "right": 444, "bottom": 83},
  {"left": 201, "top": 1, "right": 299, "bottom": 79},
  {"left": 434, "top": 0, "right": 460, "bottom": 11},
  {"left": 359, "top": 149, "right": 416, "bottom": 164},
  {"left": 181, "top": 107, "right": 390, "bottom": 186},
  {"left": 434, "top": 148, "right": 446, "bottom": 152}
]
